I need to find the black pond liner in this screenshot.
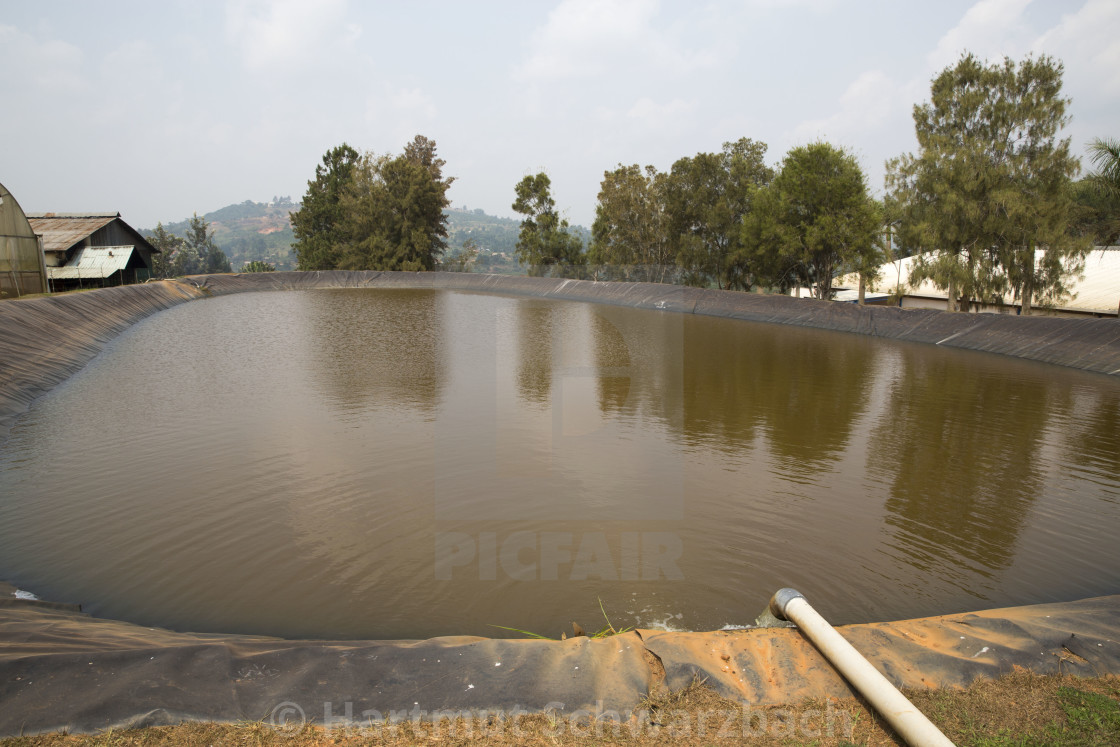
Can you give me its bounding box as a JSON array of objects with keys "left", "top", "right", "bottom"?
[{"left": 2, "top": 583, "right": 1119, "bottom": 736}]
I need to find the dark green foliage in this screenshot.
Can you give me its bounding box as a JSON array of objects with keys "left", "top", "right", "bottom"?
[
  {"left": 588, "top": 138, "right": 881, "bottom": 294},
  {"left": 291, "top": 137, "right": 452, "bottom": 272},
  {"left": 1087, "top": 138, "right": 1120, "bottom": 197},
  {"left": 665, "top": 138, "right": 773, "bottom": 290},
  {"left": 590, "top": 164, "right": 675, "bottom": 282},
  {"left": 511, "top": 172, "right": 585, "bottom": 276},
  {"left": 887, "top": 53, "right": 1090, "bottom": 313},
  {"left": 1073, "top": 179, "right": 1119, "bottom": 246},
  {"left": 1078, "top": 138, "right": 1120, "bottom": 244},
  {"left": 146, "top": 215, "right": 230, "bottom": 277},
  {"left": 185, "top": 213, "right": 232, "bottom": 274},
  {"left": 241, "top": 260, "right": 276, "bottom": 272},
  {"left": 147, "top": 222, "right": 183, "bottom": 279},
  {"left": 747, "top": 142, "right": 881, "bottom": 299},
  {"left": 291, "top": 144, "right": 360, "bottom": 270}
]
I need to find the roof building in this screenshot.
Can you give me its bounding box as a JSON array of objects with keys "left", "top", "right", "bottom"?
[
  {"left": 26, "top": 213, "right": 160, "bottom": 292},
  {"left": 0, "top": 182, "right": 48, "bottom": 298},
  {"left": 834, "top": 248, "right": 1120, "bottom": 318}
]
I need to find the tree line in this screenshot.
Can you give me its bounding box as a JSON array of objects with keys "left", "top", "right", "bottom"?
[
  {"left": 585, "top": 138, "right": 882, "bottom": 299},
  {"left": 291, "top": 52, "right": 1118, "bottom": 313}
]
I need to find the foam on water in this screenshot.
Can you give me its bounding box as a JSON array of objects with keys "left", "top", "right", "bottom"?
[{"left": 720, "top": 606, "right": 794, "bottom": 631}]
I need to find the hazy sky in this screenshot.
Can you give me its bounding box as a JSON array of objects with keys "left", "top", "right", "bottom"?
[{"left": 2, "top": 0, "right": 1118, "bottom": 231}]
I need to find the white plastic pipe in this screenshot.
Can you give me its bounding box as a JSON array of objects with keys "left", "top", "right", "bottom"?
[{"left": 769, "top": 588, "right": 955, "bottom": 747}]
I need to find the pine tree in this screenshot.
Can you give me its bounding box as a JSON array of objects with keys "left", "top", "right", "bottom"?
[
  {"left": 887, "top": 54, "right": 1090, "bottom": 313},
  {"left": 337, "top": 136, "right": 454, "bottom": 271},
  {"left": 291, "top": 144, "right": 360, "bottom": 270},
  {"left": 183, "top": 214, "right": 231, "bottom": 274},
  {"left": 147, "top": 222, "right": 184, "bottom": 279}
]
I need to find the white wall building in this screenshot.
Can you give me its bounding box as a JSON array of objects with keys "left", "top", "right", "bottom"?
[{"left": 833, "top": 248, "right": 1120, "bottom": 318}]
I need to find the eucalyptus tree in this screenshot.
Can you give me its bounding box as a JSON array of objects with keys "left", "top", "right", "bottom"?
[
  {"left": 665, "top": 138, "right": 772, "bottom": 290},
  {"left": 589, "top": 164, "right": 673, "bottom": 281},
  {"left": 887, "top": 54, "right": 1089, "bottom": 313},
  {"left": 511, "top": 172, "right": 585, "bottom": 276}
]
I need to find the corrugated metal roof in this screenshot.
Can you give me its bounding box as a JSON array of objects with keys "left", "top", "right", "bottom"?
[
  {"left": 837, "top": 248, "right": 1120, "bottom": 315},
  {"left": 46, "top": 246, "right": 135, "bottom": 280},
  {"left": 25, "top": 213, "right": 120, "bottom": 218},
  {"left": 26, "top": 213, "right": 120, "bottom": 253}
]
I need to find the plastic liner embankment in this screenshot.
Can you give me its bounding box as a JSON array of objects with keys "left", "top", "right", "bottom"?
[
  {"left": 0, "top": 280, "right": 204, "bottom": 440},
  {"left": 182, "top": 271, "right": 1120, "bottom": 376},
  {"left": 1, "top": 585, "right": 1119, "bottom": 737}
]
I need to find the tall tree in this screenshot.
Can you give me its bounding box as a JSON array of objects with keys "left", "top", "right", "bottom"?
[
  {"left": 337, "top": 136, "right": 454, "bottom": 271},
  {"left": 147, "top": 222, "right": 183, "bottom": 279},
  {"left": 665, "top": 138, "right": 772, "bottom": 290},
  {"left": 403, "top": 134, "right": 446, "bottom": 181},
  {"left": 512, "top": 172, "right": 585, "bottom": 276},
  {"left": 748, "top": 142, "right": 881, "bottom": 299},
  {"left": 184, "top": 213, "right": 232, "bottom": 274},
  {"left": 739, "top": 186, "right": 798, "bottom": 293},
  {"left": 589, "top": 164, "right": 673, "bottom": 282},
  {"left": 887, "top": 54, "right": 1089, "bottom": 313},
  {"left": 291, "top": 143, "right": 361, "bottom": 270}
]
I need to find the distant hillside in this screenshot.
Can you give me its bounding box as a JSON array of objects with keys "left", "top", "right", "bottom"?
[
  {"left": 143, "top": 197, "right": 298, "bottom": 271},
  {"left": 444, "top": 207, "right": 590, "bottom": 274},
  {"left": 144, "top": 201, "right": 590, "bottom": 273},
  {"left": 443, "top": 207, "right": 522, "bottom": 273},
  {"left": 445, "top": 207, "right": 520, "bottom": 253}
]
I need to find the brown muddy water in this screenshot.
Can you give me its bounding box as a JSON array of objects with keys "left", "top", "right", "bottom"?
[{"left": 1, "top": 288, "right": 1118, "bottom": 640}]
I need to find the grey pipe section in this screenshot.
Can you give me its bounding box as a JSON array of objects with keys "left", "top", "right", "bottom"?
[{"left": 770, "top": 588, "right": 955, "bottom": 747}]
